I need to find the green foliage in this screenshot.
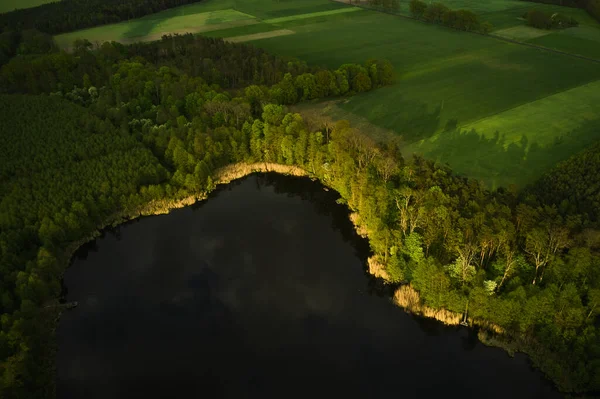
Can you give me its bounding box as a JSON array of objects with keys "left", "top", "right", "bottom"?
[
  {"left": 410, "top": 0, "right": 485, "bottom": 31},
  {"left": 525, "top": 9, "right": 579, "bottom": 29},
  {"left": 527, "top": 141, "right": 600, "bottom": 225},
  {"left": 0, "top": 38, "right": 396, "bottom": 399},
  {"left": 409, "top": 0, "right": 427, "bottom": 18},
  {"left": 403, "top": 233, "right": 425, "bottom": 264}
]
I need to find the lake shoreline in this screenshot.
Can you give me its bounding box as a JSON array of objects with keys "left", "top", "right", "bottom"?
[{"left": 53, "top": 162, "right": 560, "bottom": 395}]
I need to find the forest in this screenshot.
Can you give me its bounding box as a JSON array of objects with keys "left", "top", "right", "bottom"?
[
  {"left": 0, "top": 35, "right": 391, "bottom": 398},
  {"left": 1, "top": 22, "right": 600, "bottom": 399}
]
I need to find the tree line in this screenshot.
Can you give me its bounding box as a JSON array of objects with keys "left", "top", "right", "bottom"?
[
  {"left": 0, "top": 0, "right": 204, "bottom": 35},
  {"left": 0, "top": 34, "right": 393, "bottom": 96},
  {"left": 409, "top": 0, "right": 493, "bottom": 33}
]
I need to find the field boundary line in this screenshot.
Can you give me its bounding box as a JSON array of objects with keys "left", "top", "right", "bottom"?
[
  {"left": 332, "top": 0, "right": 600, "bottom": 64},
  {"left": 458, "top": 76, "right": 600, "bottom": 130}
]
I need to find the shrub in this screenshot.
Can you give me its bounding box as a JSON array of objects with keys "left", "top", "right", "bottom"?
[
  {"left": 409, "top": 0, "right": 428, "bottom": 18},
  {"left": 424, "top": 2, "right": 450, "bottom": 23},
  {"left": 526, "top": 9, "right": 553, "bottom": 28},
  {"left": 526, "top": 9, "right": 579, "bottom": 29},
  {"left": 479, "top": 21, "right": 494, "bottom": 34}
]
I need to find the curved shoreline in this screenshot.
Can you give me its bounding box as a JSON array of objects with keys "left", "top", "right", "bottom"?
[{"left": 53, "top": 161, "right": 557, "bottom": 394}]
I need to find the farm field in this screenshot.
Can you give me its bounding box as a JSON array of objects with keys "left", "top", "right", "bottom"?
[
  {"left": 54, "top": 0, "right": 350, "bottom": 48},
  {"left": 410, "top": 80, "right": 600, "bottom": 188},
  {"left": 55, "top": 6, "right": 258, "bottom": 48},
  {"left": 526, "top": 25, "right": 600, "bottom": 59},
  {"left": 54, "top": 0, "right": 600, "bottom": 188},
  {"left": 343, "top": 0, "right": 600, "bottom": 57},
  {"left": 242, "top": 8, "right": 600, "bottom": 187},
  {"left": 0, "top": 0, "right": 57, "bottom": 13}
]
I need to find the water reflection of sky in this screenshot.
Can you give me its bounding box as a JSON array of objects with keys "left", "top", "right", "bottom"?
[{"left": 57, "top": 174, "right": 562, "bottom": 399}]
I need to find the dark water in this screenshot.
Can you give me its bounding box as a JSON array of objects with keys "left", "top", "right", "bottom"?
[{"left": 57, "top": 173, "right": 562, "bottom": 399}]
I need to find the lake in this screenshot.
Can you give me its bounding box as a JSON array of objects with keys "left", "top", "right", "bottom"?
[{"left": 56, "top": 173, "right": 562, "bottom": 398}]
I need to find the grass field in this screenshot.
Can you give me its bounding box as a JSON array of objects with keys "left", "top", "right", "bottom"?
[
  {"left": 0, "top": 0, "right": 57, "bottom": 13},
  {"left": 494, "top": 25, "right": 553, "bottom": 40},
  {"left": 526, "top": 25, "right": 600, "bottom": 59},
  {"left": 238, "top": 8, "right": 600, "bottom": 187},
  {"left": 55, "top": 7, "right": 258, "bottom": 48},
  {"left": 55, "top": 0, "right": 600, "bottom": 187},
  {"left": 54, "top": 0, "right": 351, "bottom": 48},
  {"left": 409, "top": 80, "right": 600, "bottom": 188},
  {"left": 464, "top": 79, "right": 600, "bottom": 147}
]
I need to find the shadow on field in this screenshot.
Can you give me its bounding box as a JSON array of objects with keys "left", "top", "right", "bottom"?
[
  {"left": 340, "top": 97, "right": 443, "bottom": 143},
  {"left": 124, "top": 18, "right": 162, "bottom": 39},
  {"left": 419, "top": 118, "right": 600, "bottom": 189}
]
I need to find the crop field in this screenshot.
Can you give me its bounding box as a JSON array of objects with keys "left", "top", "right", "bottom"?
[
  {"left": 55, "top": 7, "right": 258, "bottom": 48},
  {"left": 411, "top": 80, "right": 600, "bottom": 188},
  {"left": 54, "top": 0, "right": 351, "bottom": 48},
  {"left": 0, "top": 0, "right": 57, "bottom": 13},
  {"left": 55, "top": 0, "right": 600, "bottom": 187},
  {"left": 527, "top": 25, "right": 600, "bottom": 59}
]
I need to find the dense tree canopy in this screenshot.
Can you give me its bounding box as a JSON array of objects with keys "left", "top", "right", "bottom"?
[
  {"left": 0, "top": 36, "right": 393, "bottom": 398},
  {"left": 524, "top": 9, "right": 579, "bottom": 29},
  {"left": 409, "top": 0, "right": 489, "bottom": 32},
  {"left": 527, "top": 141, "right": 600, "bottom": 225}
]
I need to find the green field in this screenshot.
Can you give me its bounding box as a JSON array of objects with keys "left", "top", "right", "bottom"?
[
  {"left": 56, "top": 0, "right": 600, "bottom": 187},
  {"left": 55, "top": 7, "right": 258, "bottom": 48},
  {"left": 240, "top": 7, "right": 600, "bottom": 187},
  {"left": 54, "top": 0, "right": 350, "bottom": 48},
  {"left": 410, "top": 79, "right": 600, "bottom": 188},
  {"left": 527, "top": 25, "right": 600, "bottom": 59},
  {"left": 0, "top": 0, "right": 57, "bottom": 13}
]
